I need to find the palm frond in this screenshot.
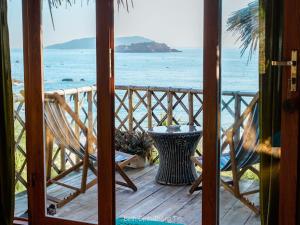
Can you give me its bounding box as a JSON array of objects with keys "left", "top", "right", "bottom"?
[
  {"left": 48, "top": 0, "right": 132, "bottom": 8},
  {"left": 47, "top": 0, "right": 133, "bottom": 29},
  {"left": 226, "top": 1, "right": 259, "bottom": 61}
]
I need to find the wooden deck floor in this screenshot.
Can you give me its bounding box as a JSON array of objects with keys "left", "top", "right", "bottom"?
[{"left": 15, "top": 165, "right": 260, "bottom": 225}]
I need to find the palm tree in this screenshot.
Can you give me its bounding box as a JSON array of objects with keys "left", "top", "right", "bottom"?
[{"left": 226, "top": 1, "right": 259, "bottom": 60}]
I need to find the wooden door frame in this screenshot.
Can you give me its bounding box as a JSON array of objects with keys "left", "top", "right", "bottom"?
[
  {"left": 22, "top": 0, "right": 222, "bottom": 224},
  {"left": 22, "top": 0, "right": 114, "bottom": 224},
  {"left": 202, "top": 0, "right": 222, "bottom": 225},
  {"left": 22, "top": 1, "right": 45, "bottom": 224},
  {"left": 279, "top": 0, "right": 300, "bottom": 224},
  {"left": 20, "top": 0, "right": 300, "bottom": 224},
  {"left": 96, "top": 0, "right": 115, "bottom": 224}
]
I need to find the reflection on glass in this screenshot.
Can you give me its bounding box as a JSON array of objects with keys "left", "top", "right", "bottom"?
[
  {"left": 220, "top": 0, "right": 260, "bottom": 224},
  {"left": 9, "top": 0, "right": 28, "bottom": 219},
  {"left": 42, "top": 1, "right": 98, "bottom": 223},
  {"left": 114, "top": 0, "right": 203, "bottom": 224}
]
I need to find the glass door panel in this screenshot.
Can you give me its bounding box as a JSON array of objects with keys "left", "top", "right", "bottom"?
[
  {"left": 42, "top": 1, "right": 98, "bottom": 223},
  {"left": 114, "top": 0, "right": 204, "bottom": 224},
  {"left": 220, "top": 1, "right": 260, "bottom": 224},
  {"left": 8, "top": 0, "right": 28, "bottom": 219}
]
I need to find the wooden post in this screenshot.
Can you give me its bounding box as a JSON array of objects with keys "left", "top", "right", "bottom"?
[
  {"left": 202, "top": 0, "right": 222, "bottom": 224},
  {"left": 234, "top": 93, "right": 241, "bottom": 146},
  {"left": 128, "top": 88, "right": 133, "bottom": 132},
  {"left": 188, "top": 92, "right": 194, "bottom": 125},
  {"left": 167, "top": 91, "right": 173, "bottom": 126},
  {"left": 74, "top": 92, "right": 80, "bottom": 165},
  {"left": 147, "top": 90, "right": 153, "bottom": 129},
  {"left": 59, "top": 95, "right": 66, "bottom": 172},
  {"left": 87, "top": 91, "right": 93, "bottom": 153}
]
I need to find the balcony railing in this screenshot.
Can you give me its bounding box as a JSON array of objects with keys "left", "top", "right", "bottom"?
[{"left": 13, "top": 85, "right": 257, "bottom": 194}]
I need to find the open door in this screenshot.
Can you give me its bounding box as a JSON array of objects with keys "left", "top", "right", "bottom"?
[
  {"left": 19, "top": 0, "right": 300, "bottom": 224},
  {"left": 261, "top": 0, "right": 300, "bottom": 224},
  {"left": 22, "top": 0, "right": 115, "bottom": 225},
  {"left": 278, "top": 0, "right": 300, "bottom": 224}
]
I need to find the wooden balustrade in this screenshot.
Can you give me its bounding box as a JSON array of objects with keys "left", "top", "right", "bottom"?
[{"left": 13, "top": 85, "right": 257, "bottom": 194}]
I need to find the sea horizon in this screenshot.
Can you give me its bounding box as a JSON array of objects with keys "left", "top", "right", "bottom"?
[{"left": 11, "top": 47, "right": 258, "bottom": 93}]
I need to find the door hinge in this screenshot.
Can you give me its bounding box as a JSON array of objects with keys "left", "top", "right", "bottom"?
[{"left": 272, "top": 50, "right": 298, "bottom": 92}]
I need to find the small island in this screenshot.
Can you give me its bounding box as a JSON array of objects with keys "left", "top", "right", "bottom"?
[
  {"left": 46, "top": 36, "right": 181, "bottom": 53},
  {"left": 116, "top": 42, "right": 181, "bottom": 53}
]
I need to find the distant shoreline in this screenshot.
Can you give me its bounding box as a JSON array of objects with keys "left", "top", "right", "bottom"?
[
  {"left": 46, "top": 36, "right": 181, "bottom": 53},
  {"left": 11, "top": 47, "right": 253, "bottom": 51}
]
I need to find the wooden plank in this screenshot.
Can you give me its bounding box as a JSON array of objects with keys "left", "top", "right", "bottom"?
[
  {"left": 44, "top": 85, "right": 255, "bottom": 98},
  {"left": 79, "top": 176, "right": 160, "bottom": 222},
  {"left": 220, "top": 182, "right": 259, "bottom": 225},
  {"left": 116, "top": 168, "right": 163, "bottom": 215},
  {"left": 202, "top": 0, "right": 222, "bottom": 225},
  {"left": 220, "top": 201, "right": 252, "bottom": 225},
  {"left": 144, "top": 185, "right": 197, "bottom": 221},
  {"left": 55, "top": 188, "right": 99, "bottom": 222},
  {"left": 15, "top": 167, "right": 154, "bottom": 218},
  {"left": 128, "top": 89, "right": 133, "bottom": 131},
  {"left": 171, "top": 194, "right": 202, "bottom": 225},
  {"left": 48, "top": 166, "right": 155, "bottom": 211},
  {"left": 15, "top": 165, "right": 258, "bottom": 225},
  {"left": 39, "top": 217, "right": 92, "bottom": 225},
  {"left": 47, "top": 171, "right": 95, "bottom": 199},
  {"left": 219, "top": 180, "right": 255, "bottom": 219},
  {"left": 119, "top": 185, "right": 184, "bottom": 218},
  {"left": 15, "top": 195, "right": 28, "bottom": 217},
  {"left": 167, "top": 91, "right": 173, "bottom": 125},
  {"left": 61, "top": 167, "right": 159, "bottom": 221},
  {"left": 147, "top": 90, "right": 153, "bottom": 128},
  {"left": 188, "top": 92, "right": 194, "bottom": 125},
  {"left": 117, "top": 165, "right": 155, "bottom": 182},
  {"left": 233, "top": 94, "right": 241, "bottom": 146},
  {"left": 244, "top": 213, "right": 260, "bottom": 225},
  {"left": 87, "top": 91, "right": 93, "bottom": 154}
]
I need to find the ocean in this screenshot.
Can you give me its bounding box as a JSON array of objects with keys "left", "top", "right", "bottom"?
[
  {"left": 11, "top": 48, "right": 258, "bottom": 129},
  {"left": 11, "top": 48, "right": 258, "bottom": 93}
]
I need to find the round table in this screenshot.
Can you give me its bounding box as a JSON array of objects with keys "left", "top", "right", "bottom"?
[{"left": 148, "top": 125, "right": 202, "bottom": 185}]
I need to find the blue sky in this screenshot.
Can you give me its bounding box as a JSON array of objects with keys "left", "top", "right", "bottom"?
[{"left": 8, "top": 0, "right": 253, "bottom": 49}]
